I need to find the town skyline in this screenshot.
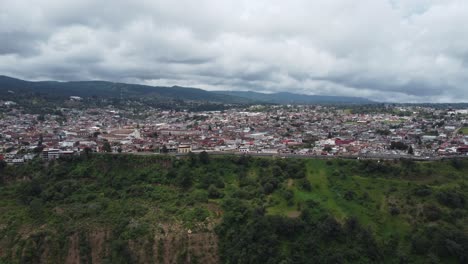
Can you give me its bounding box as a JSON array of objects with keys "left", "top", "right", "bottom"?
[{"left": 2, "top": 98, "right": 468, "bottom": 165}]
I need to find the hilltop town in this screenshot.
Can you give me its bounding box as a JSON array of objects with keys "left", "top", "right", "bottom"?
[{"left": 1, "top": 98, "right": 468, "bottom": 164}]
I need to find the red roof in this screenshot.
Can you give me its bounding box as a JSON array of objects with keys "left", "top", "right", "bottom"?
[
  {"left": 335, "top": 139, "right": 354, "bottom": 145},
  {"left": 457, "top": 146, "right": 468, "bottom": 152}
]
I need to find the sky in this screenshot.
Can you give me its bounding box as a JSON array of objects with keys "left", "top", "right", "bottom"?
[{"left": 1, "top": 0, "right": 467, "bottom": 103}]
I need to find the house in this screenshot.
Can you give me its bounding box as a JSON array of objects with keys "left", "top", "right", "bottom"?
[
  {"left": 60, "top": 151, "right": 75, "bottom": 158},
  {"left": 457, "top": 146, "right": 468, "bottom": 154},
  {"left": 178, "top": 145, "right": 192, "bottom": 153},
  {"left": 335, "top": 139, "right": 354, "bottom": 146},
  {"left": 9, "top": 158, "right": 24, "bottom": 164},
  {"left": 239, "top": 146, "right": 250, "bottom": 153},
  {"left": 69, "top": 96, "right": 83, "bottom": 101},
  {"left": 3, "top": 101, "right": 17, "bottom": 106},
  {"left": 422, "top": 135, "right": 437, "bottom": 141},
  {"left": 262, "top": 148, "right": 279, "bottom": 154},
  {"left": 24, "top": 153, "right": 36, "bottom": 160},
  {"left": 42, "top": 148, "right": 60, "bottom": 160},
  {"left": 160, "top": 145, "right": 177, "bottom": 153}
]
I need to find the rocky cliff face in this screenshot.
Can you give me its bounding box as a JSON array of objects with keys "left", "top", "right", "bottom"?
[{"left": 1, "top": 226, "right": 219, "bottom": 264}]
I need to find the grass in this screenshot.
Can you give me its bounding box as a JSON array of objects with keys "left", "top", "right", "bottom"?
[
  {"left": 461, "top": 127, "right": 468, "bottom": 135},
  {"left": 267, "top": 157, "right": 468, "bottom": 250},
  {"left": 266, "top": 158, "right": 467, "bottom": 243},
  {"left": 305, "top": 160, "right": 346, "bottom": 218}
]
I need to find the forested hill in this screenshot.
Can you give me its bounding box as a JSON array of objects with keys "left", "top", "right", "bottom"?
[
  {"left": 213, "top": 90, "right": 375, "bottom": 104},
  {"left": 0, "top": 75, "right": 375, "bottom": 105},
  {"left": 0, "top": 154, "right": 467, "bottom": 263},
  {"left": 0, "top": 75, "right": 253, "bottom": 104}
]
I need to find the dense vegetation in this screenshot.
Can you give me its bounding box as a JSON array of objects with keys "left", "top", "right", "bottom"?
[
  {"left": 0, "top": 75, "right": 252, "bottom": 104},
  {"left": 0, "top": 75, "right": 255, "bottom": 114},
  {"left": 0, "top": 154, "right": 467, "bottom": 263}
]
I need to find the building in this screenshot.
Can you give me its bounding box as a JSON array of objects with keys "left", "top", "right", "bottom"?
[
  {"left": 422, "top": 135, "right": 437, "bottom": 141},
  {"left": 101, "top": 129, "right": 141, "bottom": 142},
  {"left": 9, "top": 158, "right": 24, "bottom": 164},
  {"left": 42, "top": 148, "right": 60, "bottom": 160},
  {"left": 457, "top": 146, "right": 468, "bottom": 154},
  {"left": 178, "top": 145, "right": 192, "bottom": 153},
  {"left": 69, "top": 96, "right": 83, "bottom": 101},
  {"left": 239, "top": 146, "right": 250, "bottom": 153}
]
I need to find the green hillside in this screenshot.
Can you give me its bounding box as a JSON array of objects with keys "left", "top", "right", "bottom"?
[
  {"left": 0, "top": 155, "right": 467, "bottom": 263},
  {"left": 0, "top": 75, "right": 376, "bottom": 105},
  {"left": 0, "top": 75, "right": 253, "bottom": 104}
]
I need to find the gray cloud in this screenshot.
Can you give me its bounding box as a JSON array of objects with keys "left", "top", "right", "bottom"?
[{"left": 1, "top": 0, "right": 468, "bottom": 102}]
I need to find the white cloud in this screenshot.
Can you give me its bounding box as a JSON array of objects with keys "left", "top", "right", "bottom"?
[{"left": 0, "top": 0, "right": 467, "bottom": 102}]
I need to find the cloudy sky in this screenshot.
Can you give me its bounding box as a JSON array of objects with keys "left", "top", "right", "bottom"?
[{"left": 1, "top": 0, "right": 467, "bottom": 102}]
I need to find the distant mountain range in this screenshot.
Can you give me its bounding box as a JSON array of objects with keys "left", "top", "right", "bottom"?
[
  {"left": 0, "top": 75, "right": 374, "bottom": 105},
  {"left": 213, "top": 90, "right": 374, "bottom": 104}
]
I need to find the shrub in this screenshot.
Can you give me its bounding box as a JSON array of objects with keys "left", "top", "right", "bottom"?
[
  {"left": 437, "top": 190, "right": 466, "bottom": 208},
  {"left": 208, "top": 185, "right": 223, "bottom": 199},
  {"left": 344, "top": 191, "right": 356, "bottom": 201},
  {"left": 389, "top": 207, "right": 400, "bottom": 215},
  {"left": 414, "top": 186, "right": 432, "bottom": 197},
  {"left": 423, "top": 204, "right": 441, "bottom": 221},
  {"left": 298, "top": 179, "right": 311, "bottom": 191}
]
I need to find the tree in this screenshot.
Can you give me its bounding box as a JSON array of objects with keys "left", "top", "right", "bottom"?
[
  {"left": 199, "top": 151, "right": 210, "bottom": 164},
  {"left": 83, "top": 147, "right": 92, "bottom": 156},
  {"left": 102, "top": 141, "right": 112, "bottom": 152},
  {"left": 319, "top": 216, "right": 342, "bottom": 239},
  {"left": 208, "top": 185, "right": 222, "bottom": 199},
  {"left": 323, "top": 146, "right": 332, "bottom": 152},
  {"left": 376, "top": 129, "right": 391, "bottom": 136},
  {"left": 436, "top": 190, "right": 465, "bottom": 208},
  {"left": 298, "top": 178, "right": 311, "bottom": 191},
  {"left": 29, "top": 198, "right": 44, "bottom": 220},
  {"left": 390, "top": 141, "right": 408, "bottom": 151},
  {"left": 344, "top": 190, "right": 356, "bottom": 201},
  {"left": 262, "top": 182, "right": 274, "bottom": 194},
  {"left": 176, "top": 167, "right": 193, "bottom": 189},
  {"left": 408, "top": 145, "right": 414, "bottom": 155},
  {"left": 33, "top": 146, "right": 44, "bottom": 154},
  {"left": 161, "top": 145, "right": 168, "bottom": 154},
  {"left": 188, "top": 152, "right": 197, "bottom": 166},
  {"left": 38, "top": 134, "right": 43, "bottom": 146},
  {"left": 0, "top": 160, "right": 6, "bottom": 185}
]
